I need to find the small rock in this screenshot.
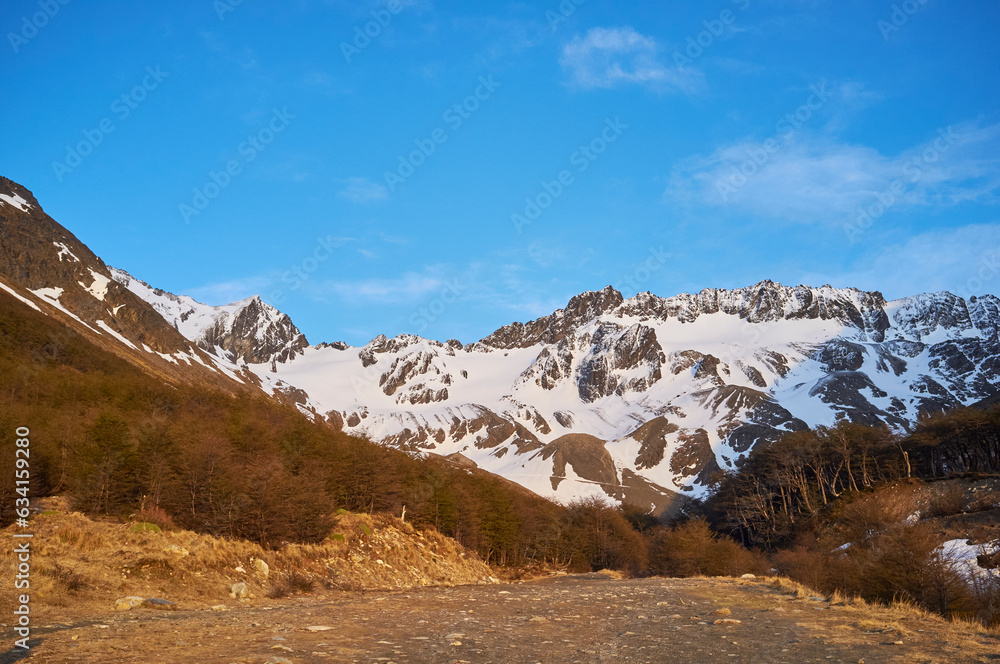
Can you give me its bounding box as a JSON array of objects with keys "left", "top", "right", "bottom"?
[
  {"left": 142, "top": 598, "right": 177, "bottom": 611},
  {"left": 210, "top": 605, "right": 228, "bottom": 612},
  {"left": 230, "top": 582, "right": 249, "bottom": 599},
  {"left": 254, "top": 558, "right": 270, "bottom": 578},
  {"left": 307, "top": 625, "right": 333, "bottom": 632},
  {"left": 235, "top": 565, "right": 246, "bottom": 573},
  {"left": 528, "top": 616, "right": 549, "bottom": 623},
  {"left": 892, "top": 641, "right": 904, "bottom": 645},
  {"left": 271, "top": 644, "right": 293, "bottom": 652},
  {"left": 272, "top": 636, "right": 287, "bottom": 641},
  {"left": 656, "top": 601, "right": 669, "bottom": 606},
  {"left": 164, "top": 545, "right": 189, "bottom": 557},
  {"left": 712, "top": 608, "right": 732, "bottom": 616},
  {"left": 714, "top": 619, "right": 742, "bottom": 625},
  {"left": 114, "top": 596, "right": 145, "bottom": 611},
  {"left": 740, "top": 573, "right": 756, "bottom": 580}
]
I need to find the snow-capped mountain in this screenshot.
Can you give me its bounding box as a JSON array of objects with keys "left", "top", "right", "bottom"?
[
  {"left": 109, "top": 268, "right": 308, "bottom": 367},
  {"left": 3, "top": 176, "right": 998, "bottom": 515},
  {"left": 218, "top": 282, "right": 997, "bottom": 513}
]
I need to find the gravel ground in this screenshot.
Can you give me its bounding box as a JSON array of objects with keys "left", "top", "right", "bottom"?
[{"left": 4, "top": 574, "right": 998, "bottom": 663}]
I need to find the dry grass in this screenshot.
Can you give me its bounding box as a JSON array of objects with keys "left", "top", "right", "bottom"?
[{"left": 0, "top": 502, "right": 495, "bottom": 621}]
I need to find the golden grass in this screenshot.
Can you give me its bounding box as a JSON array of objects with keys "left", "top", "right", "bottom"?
[{"left": 0, "top": 504, "right": 494, "bottom": 620}]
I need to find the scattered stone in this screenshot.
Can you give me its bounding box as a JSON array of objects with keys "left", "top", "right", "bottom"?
[
  {"left": 230, "top": 582, "right": 249, "bottom": 599},
  {"left": 714, "top": 619, "right": 742, "bottom": 625},
  {"left": 271, "top": 644, "right": 293, "bottom": 652},
  {"left": 114, "top": 596, "right": 145, "bottom": 611},
  {"left": 892, "top": 641, "right": 904, "bottom": 645},
  {"left": 740, "top": 574, "right": 756, "bottom": 580},
  {"left": 254, "top": 558, "right": 270, "bottom": 578},
  {"left": 307, "top": 626, "right": 333, "bottom": 632},
  {"left": 235, "top": 565, "right": 246, "bottom": 573},
  {"left": 656, "top": 601, "right": 669, "bottom": 606},
  {"left": 210, "top": 605, "right": 228, "bottom": 612},
  {"left": 528, "top": 616, "right": 549, "bottom": 623},
  {"left": 712, "top": 608, "right": 732, "bottom": 616}
]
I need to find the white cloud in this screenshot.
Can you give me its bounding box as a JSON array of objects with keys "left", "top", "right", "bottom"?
[
  {"left": 560, "top": 27, "right": 701, "bottom": 92},
  {"left": 320, "top": 271, "right": 447, "bottom": 304},
  {"left": 337, "top": 177, "right": 389, "bottom": 204},
  {"left": 186, "top": 275, "right": 274, "bottom": 306},
  {"left": 801, "top": 224, "right": 1000, "bottom": 300},
  {"left": 666, "top": 120, "right": 1000, "bottom": 225}
]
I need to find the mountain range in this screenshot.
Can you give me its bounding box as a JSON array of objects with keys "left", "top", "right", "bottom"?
[{"left": 2, "top": 175, "right": 998, "bottom": 514}]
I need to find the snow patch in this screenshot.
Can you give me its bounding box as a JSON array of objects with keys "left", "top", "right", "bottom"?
[
  {"left": 0, "top": 279, "right": 42, "bottom": 312},
  {"left": 80, "top": 270, "right": 111, "bottom": 301},
  {"left": 95, "top": 320, "right": 137, "bottom": 349},
  {"left": 0, "top": 192, "right": 32, "bottom": 211},
  {"left": 53, "top": 242, "right": 80, "bottom": 262}
]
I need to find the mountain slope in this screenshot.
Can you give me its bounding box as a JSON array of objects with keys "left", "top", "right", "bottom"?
[
  {"left": 228, "top": 283, "right": 999, "bottom": 513},
  {"left": 109, "top": 267, "right": 308, "bottom": 367},
  {"left": 0, "top": 176, "right": 259, "bottom": 392},
  {"left": 5, "top": 175, "right": 998, "bottom": 515}
]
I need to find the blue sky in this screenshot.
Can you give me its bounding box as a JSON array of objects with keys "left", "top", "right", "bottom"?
[{"left": 2, "top": 0, "right": 999, "bottom": 346}]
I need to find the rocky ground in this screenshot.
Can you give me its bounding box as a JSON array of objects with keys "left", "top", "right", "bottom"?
[{"left": 3, "top": 573, "right": 998, "bottom": 663}]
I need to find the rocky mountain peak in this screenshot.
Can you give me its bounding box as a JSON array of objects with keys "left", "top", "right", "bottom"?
[{"left": 477, "top": 286, "right": 625, "bottom": 350}]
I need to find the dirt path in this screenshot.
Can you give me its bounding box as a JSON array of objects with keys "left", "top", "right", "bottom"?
[{"left": 5, "top": 574, "right": 998, "bottom": 663}]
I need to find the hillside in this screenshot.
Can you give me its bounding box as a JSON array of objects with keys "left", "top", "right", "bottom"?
[{"left": 5, "top": 176, "right": 999, "bottom": 515}]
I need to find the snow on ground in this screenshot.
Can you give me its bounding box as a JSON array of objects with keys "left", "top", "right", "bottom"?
[
  {"left": 80, "top": 269, "right": 111, "bottom": 301},
  {"left": 95, "top": 320, "right": 137, "bottom": 349},
  {"left": 937, "top": 539, "right": 1000, "bottom": 583},
  {"left": 53, "top": 242, "right": 80, "bottom": 262},
  {"left": 0, "top": 278, "right": 42, "bottom": 312},
  {"left": 0, "top": 192, "right": 32, "bottom": 211},
  {"left": 28, "top": 287, "right": 97, "bottom": 332}
]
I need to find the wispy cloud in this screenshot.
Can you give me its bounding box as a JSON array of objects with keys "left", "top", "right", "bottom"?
[
  {"left": 320, "top": 271, "right": 449, "bottom": 304},
  {"left": 186, "top": 275, "right": 275, "bottom": 306},
  {"left": 337, "top": 176, "right": 389, "bottom": 204},
  {"left": 802, "top": 224, "right": 1000, "bottom": 299},
  {"left": 560, "top": 27, "right": 702, "bottom": 93},
  {"left": 666, "top": 120, "right": 1000, "bottom": 224}
]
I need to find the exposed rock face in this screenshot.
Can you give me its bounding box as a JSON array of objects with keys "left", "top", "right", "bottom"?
[
  {"left": 109, "top": 269, "right": 308, "bottom": 366},
  {"left": 617, "top": 281, "right": 891, "bottom": 340},
  {"left": 199, "top": 296, "right": 307, "bottom": 365},
  {"left": 577, "top": 323, "right": 664, "bottom": 402},
  {"left": 477, "top": 286, "right": 624, "bottom": 349}
]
